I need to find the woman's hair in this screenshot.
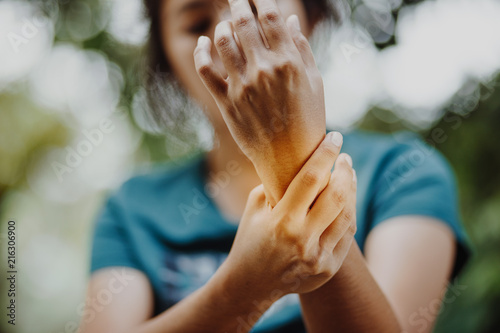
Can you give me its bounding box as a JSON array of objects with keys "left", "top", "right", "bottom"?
[
  {"left": 140, "top": 0, "right": 342, "bottom": 134},
  {"left": 143, "top": 0, "right": 339, "bottom": 74}
]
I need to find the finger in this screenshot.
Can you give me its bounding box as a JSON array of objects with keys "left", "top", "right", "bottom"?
[
  {"left": 307, "top": 153, "right": 355, "bottom": 239},
  {"left": 194, "top": 36, "right": 228, "bottom": 98},
  {"left": 253, "top": 0, "right": 293, "bottom": 49},
  {"left": 286, "top": 15, "right": 317, "bottom": 70},
  {"left": 214, "top": 21, "right": 246, "bottom": 77},
  {"left": 321, "top": 194, "right": 357, "bottom": 254},
  {"left": 228, "top": 0, "right": 264, "bottom": 57},
  {"left": 328, "top": 229, "right": 355, "bottom": 267},
  {"left": 278, "top": 131, "right": 344, "bottom": 215},
  {"left": 316, "top": 228, "right": 354, "bottom": 277}
]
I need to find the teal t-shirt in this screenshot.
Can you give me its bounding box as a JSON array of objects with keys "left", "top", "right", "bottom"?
[{"left": 89, "top": 130, "right": 469, "bottom": 332}]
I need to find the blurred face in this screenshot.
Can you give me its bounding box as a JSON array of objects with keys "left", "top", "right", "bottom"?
[{"left": 159, "top": 0, "right": 312, "bottom": 129}]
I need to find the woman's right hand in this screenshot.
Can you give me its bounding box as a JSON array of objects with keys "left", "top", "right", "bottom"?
[{"left": 218, "top": 131, "right": 357, "bottom": 303}]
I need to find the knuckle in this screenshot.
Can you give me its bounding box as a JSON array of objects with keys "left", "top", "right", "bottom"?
[
  {"left": 349, "top": 220, "right": 357, "bottom": 236},
  {"left": 275, "top": 221, "right": 299, "bottom": 245},
  {"left": 246, "top": 188, "right": 266, "bottom": 213},
  {"left": 301, "top": 169, "right": 321, "bottom": 187},
  {"left": 303, "top": 254, "right": 320, "bottom": 272},
  {"left": 278, "top": 212, "right": 295, "bottom": 227},
  {"left": 259, "top": 9, "right": 280, "bottom": 24},
  {"left": 323, "top": 265, "right": 336, "bottom": 277},
  {"left": 329, "top": 188, "right": 347, "bottom": 205},
  {"left": 197, "top": 64, "right": 212, "bottom": 78},
  {"left": 255, "top": 66, "right": 273, "bottom": 82},
  {"left": 237, "top": 83, "right": 256, "bottom": 101},
  {"left": 316, "top": 251, "right": 334, "bottom": 275},
  {"left": 341, "top": 210, "right": 354, "bottom": 226},
  {"left": 337, "top": 210, "right": 356, "bottom": 236},
  {"left": 273, "top": 60, "right": 298, "bottom": 76},
  {"left": 234, "top": 14, "right": 254, "bottom": 29},
  {"left": 317, "top": 144, "right": 338, "bottom": 161},
  {"left": 303, "top": 250, "right": 331, "bottom": 276},
  {"left": 249, "top": 185, "right": 265, "bottom": 201},
  {"left": 215, "top": 34, "right": 232, "bottom": 49}
]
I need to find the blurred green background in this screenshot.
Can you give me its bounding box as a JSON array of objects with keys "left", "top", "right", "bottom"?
[{"left": 0, "top": 0, "right": 499, "bottom": 332}]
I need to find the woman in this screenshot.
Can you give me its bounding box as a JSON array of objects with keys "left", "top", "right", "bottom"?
[{"left": 81, "top": 0, "right": 468, "bottom": 332}]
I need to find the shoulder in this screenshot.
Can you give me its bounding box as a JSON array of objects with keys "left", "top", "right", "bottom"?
[
  {"left": 342, "top": 130, "right": 455, "bottom": 186},
  {"left": 343, "top": 130, "right": 465, "bottom": 240},
  {"left": 343, "top": 130, "right": 448, "bottom": 161}
]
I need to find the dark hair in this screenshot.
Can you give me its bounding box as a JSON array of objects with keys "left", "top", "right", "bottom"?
[{"left": 140, "top": 0, "right": 342, "bottom": 132}]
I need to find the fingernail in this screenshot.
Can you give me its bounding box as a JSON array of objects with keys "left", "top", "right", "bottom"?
[
  {"left": 345, "top": 154, "right": 353, "bottom": 167},
  {"left": 291, "top": 15, "right": 301, "bottom": 32},
  {"left": 330, "top": 131, "right": 343, "bottom": 147},
  {"left": 352, "top": 169, "right": 357, "bottom": 184}
]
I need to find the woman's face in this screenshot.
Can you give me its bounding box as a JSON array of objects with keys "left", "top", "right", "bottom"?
[{"left": 159, "top": 0, "right": 312, "bottom": 128}]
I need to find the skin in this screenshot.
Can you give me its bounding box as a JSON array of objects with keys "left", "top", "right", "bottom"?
[{"left": 80, "top": 0, "right": 456, "bottom": 332}]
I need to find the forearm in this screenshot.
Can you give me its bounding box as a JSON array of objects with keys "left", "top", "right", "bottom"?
[
  {"left": 133, "top": 264, "right": 270, "bottom": 333},
  {"left": 299, "top": 242, "right": 401, "bottom": 333}
]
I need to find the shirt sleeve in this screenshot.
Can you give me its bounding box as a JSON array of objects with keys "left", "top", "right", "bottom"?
[
  {"left": 370, "top": 137, "right": 470, "bottom": 276},
  {"left": 89, "top": 194, "right": 143, "bottom": 274}
]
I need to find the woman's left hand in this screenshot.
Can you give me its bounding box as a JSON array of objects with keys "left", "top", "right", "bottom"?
[{"left": 194, "top": 0, "right": 327, "bottom": 203}]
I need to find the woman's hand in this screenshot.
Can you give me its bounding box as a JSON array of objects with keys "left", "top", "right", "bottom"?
[
  {"left": 194, "top": 0, "right": 326, "bottom": 204},
  {"left": 217, "top": 132, "right": 357, "bottom": 305}
]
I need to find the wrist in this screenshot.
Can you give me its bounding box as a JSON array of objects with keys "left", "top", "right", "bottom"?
[
  {"left": 250, "top": 132, "right": 327, "bottom": 205},
  {"left": 252, "top": 153, "right": 306, "bottom": 205}
]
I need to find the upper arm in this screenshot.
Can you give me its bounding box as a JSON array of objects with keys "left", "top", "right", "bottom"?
[
  {"left": 364, "top": 216, "right": 456, "bottom": 333},
  {"left": 79, "top": 267, "right": 154, "bottom": 333},
  {"left": 361, "top": 137, "right": 469, "bottom": 332},
  {"left": 84, "top": 188, "right": 155, "bottom": 332}
]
